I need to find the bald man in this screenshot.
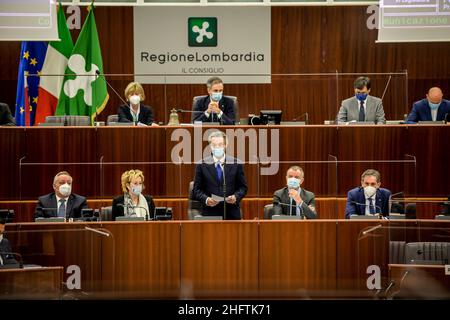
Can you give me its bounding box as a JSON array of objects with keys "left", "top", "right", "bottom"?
[{"left": 406, "top": 87, "right": 450, "bottom": 123}]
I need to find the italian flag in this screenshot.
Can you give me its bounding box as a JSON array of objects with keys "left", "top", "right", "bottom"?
[{"left": 35, "top": 3, "right": 73, "bottom": 125}]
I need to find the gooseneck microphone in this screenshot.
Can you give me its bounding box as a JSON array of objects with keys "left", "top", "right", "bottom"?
[
  {"left": 95, "top": 70, "right": 130, "bottom": 124},
  {"left": 292, "top": 112, "right": 309, "bottom": 124},
  {"left": 117, "top": 203, "right": 149, "bottom": 221},
  {"left": 273, "top": 200, "right": 304, "bottom": 219}
]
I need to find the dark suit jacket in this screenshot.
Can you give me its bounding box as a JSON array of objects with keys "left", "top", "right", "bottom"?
[
  {"left": 112, "top": 194, "right": 155, "bottom": 221},
  {"left": 0, "top": 102, "right": 16, "bottom": 126},
  {"left": 192, "top": 95, "right": 235, "bottom": 125},
  {"left": 406, "top": 98, "right": 450, "bottom": 123},
  {"left": 345, "top": 187, "right": 391, "bottom": 219},
  {"left": 34, "top": 193, "right": 88, "bottom": 220},
  {"left": 118, "top": 104, "right": 154, "bottom": 125},
  {"left": 0, "top": 237, "right": 19, "bottom": 267},
  {"left": 272, "top": 187, "right": 317, "bottom": 219},
  {"left": 193, "top": 155, "right": 247, "bottom": 220}
]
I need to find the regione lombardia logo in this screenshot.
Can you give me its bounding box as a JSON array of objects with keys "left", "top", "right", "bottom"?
[{"left": 188, "top": 17, "right": 218, "bottom": 47}]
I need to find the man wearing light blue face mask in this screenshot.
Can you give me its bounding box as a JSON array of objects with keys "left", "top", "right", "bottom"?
[
  {"left": 193, "top": 131, "right": 248, "bottom": 220},
  {"left": 272, "top": 166, "right": 317, "bottom": 219},
  {"left": 336, "top": 76, "right": 386, "bottom": 125},
  {"left": 406, "top": 87, "right": 450, "bottom": 123},
  {"left": 192, "top": 76, "right": 236, "bottom": 125}
]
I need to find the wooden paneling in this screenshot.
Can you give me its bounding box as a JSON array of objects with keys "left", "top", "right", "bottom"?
[
  {"left": 259, "top": 220, "right": 337, "bottom": 296},
  {"left": 1, "top": 7, "right": 450, "bottom": 124},
  {"left": 180, "top": 221, "right": 259, "bottom": 296}
]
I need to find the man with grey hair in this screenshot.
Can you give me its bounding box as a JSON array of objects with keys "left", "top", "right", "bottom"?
[
  {"left": 193, "top": 131, "right": 247, "bottom": 219},
  {"left": 192, "top": 76, "right": 236, "bottom": 124},
  {"left": 34, "top": 171, "right": 88, "bottom": 220},
  {"left": 345, "top": 169, "right": 391, "bottom": 218},
  {"left": 272, "top": 166, "right": 317, "bottom": 219},
  {"left": 337, "top": 76, "right": 386, "bottom": 124}
]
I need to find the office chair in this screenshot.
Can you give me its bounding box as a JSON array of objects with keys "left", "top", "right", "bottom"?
[
  {"left": 191, "top": 95, "right": 238, "bottom": 123},
  {"left": 100, "top": 206, "right": 113, "bottom": 221},
  {"left": 188, "top": 181, "right": 202, "bottom": 220},
  {"left": 405, "top": 242, "right": 450, "bottom": 265}
]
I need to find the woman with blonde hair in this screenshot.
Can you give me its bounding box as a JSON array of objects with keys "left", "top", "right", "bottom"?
[
  {"left": 112, "top": 169, "right": 155, "bottom": 220},
  {"left": 118, "top": 82, "right": 158, "bottom": 126}
]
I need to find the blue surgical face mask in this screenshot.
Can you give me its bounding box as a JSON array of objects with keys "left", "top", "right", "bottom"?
[
  {"left": 428, "top": 101, "right": 440, "bottom": 110},
  {"left": 355, "top": 93, "right": 368, "bottom": 101},
  {"left": 211, "top": 92, "right": 223, "bottom": 102},
  {"left": 131, "top": 185, "right": 142, "bottom": 196},
  {"left": 287, "top": 177, "right": 300, "bottom": 189},
  {"left": 212, "top": 147, "right": 225, "bottom": 159}
]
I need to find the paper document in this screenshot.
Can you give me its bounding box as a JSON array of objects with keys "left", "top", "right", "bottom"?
[{"left": 211, "top": 194, "right": 224, "bottom": 202}]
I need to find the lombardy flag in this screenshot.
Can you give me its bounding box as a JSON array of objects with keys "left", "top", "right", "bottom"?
[
  {"left": 55, "top": 3, "right": 108, "bottom": 124},
  {"left": 35, "top": 2, "right": 74, "bottom": 126},
  {"left": 15, "top": 42, "right": 48, "bottom": 126}
]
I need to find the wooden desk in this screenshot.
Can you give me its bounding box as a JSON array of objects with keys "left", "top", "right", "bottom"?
[
  {"left": 3, "top": 219, "right": 448, "bottom": 298},
  {"left": 0, "top": 267, "right": 63, "bottom": 299}
]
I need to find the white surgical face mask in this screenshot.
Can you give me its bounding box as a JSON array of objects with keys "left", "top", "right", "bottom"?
[
  {"left": 129, "top": 95, "right": 141, "bottom": 105},
  {"left": 59, "top": 183, "right": 71, "bottom": 197},
  {"left": 130, "top": 185, "right": 142, "bottom": 196},
  {"left": 364, "top": 186, "right": 377, "bottom": 198},
  {"left": 212, "top": 147, "right": 225, "bottom": 159},
  {"left": 287, "top": 177, "right": 301, "bottom": 189}
]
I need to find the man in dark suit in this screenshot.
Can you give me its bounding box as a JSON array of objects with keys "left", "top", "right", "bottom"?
[
  {"left": 272, "top": 166, "right": 317, "bottom": 219},
  {"left": 406, "top": 87, "right": 450, "bottom": 123},
  {"left": 193, "top": 131, "right": 247, "bottom": 220},
  {"left": 0, "top": 216, "right": 19, "bottom": 268},
  {"left": 34, "top": 171, "right": 88, "bottom": 220},
  {"left": 118, "top": 81, "right": 157, "bottom": 126},
  {"left": 345, "top": 169, "right": 391, "bottom": 219},
  {"left": 192, "top": 76, "right": 235, "bottom": 125},
  {"left": 0, "top": 102, "right": 16, "bottom": 126}
]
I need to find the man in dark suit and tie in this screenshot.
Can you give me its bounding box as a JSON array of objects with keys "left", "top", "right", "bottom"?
[
  {"left": 192, "top": 76, "right": 235, "bottom": 125},
  {"left": 272, "top": 166, "right": 317, "bottom": 219},
  {"left": 337, "top": 76, "right": 386, "bottom": 124},
  {"left": 34, "top": 171, "right": 88, "bottom": 220},
  {"left": 345, "top": 169, "right": 391, "bottom": 219},
  {"left": 193, "top": 131, "right": 247, "bottom": 220},
  {"left": 406, "top": 87, "right": 450, "bottom": 123}
]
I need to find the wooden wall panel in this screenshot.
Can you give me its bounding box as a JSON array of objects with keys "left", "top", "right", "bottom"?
[{"left": 1, "top": 7, "right": 450, "bottom": 124}]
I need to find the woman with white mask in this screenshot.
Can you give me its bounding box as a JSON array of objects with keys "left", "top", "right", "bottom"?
[
  {"left": 117, "top": 82, "right": 158, "bottom": 126},
  {"left": 345, "top": 169, "right": 392, "bottom": 219},
  {"left": 112, "top": 169, "right": 155, "bottom": 221}
]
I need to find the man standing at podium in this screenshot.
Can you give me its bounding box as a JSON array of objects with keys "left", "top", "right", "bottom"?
[
  {"left": 345, "top": 169, "right": 391, "bottom": 218},
  {"left": 193, "top": 131, "right": 247, "bottom": 220},
  {"left": 336, "top": 76, "right": 386, "bottom": 124},
  {"left": 34, "top": 171, "right": 88, "bottom": 220}
]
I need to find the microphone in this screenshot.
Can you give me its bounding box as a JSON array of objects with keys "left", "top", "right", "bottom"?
[
  {"left": 349, "top": 201, "right": 385, "bottom": 219},
  {"left": 176, "top": 109, "right": 205, "bottom": 114},
  {"left": 117, "top": 203, "right": 149, "bottom": 221},
  {"left": 95, "top": 70, "right": 130, "bottom": 124},
  {"left": 292, "top": 112, "right": 309, "bottom": 124},
  {"left": 273, "top": 200, "right": 304, "bottom": 218}
]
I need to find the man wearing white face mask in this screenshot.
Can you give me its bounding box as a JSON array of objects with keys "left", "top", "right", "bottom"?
[
  {"left": 406, "top": 87, "right": 450, "bottom": 123},
  {"left": 192, "top": 76, "right": 236, "bottom": 125},
  {"left": 34, "top": 171, "right": 88, "bottom": 220},
  {"left": 193, "top": 131, "right": 247, "bottom": 220},
  {"left": 272, "top": 166, "right": 317, "bottom": 219},
  {"left": 345, "top": 169, "right": 392, "bottom": 219},
  {"left": 117, "top": 82, "right": 158, "bottom": 126}
]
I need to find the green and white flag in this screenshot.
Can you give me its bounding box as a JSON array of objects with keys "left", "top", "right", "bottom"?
[{"left": 56, "top": 4, "right": 108, "bottom": 124}]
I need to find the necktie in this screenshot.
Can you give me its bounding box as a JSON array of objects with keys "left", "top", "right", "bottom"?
[
  {"left": 216, "top": 163, "right": 223, "bottom": 185},
  {"left": 368, "top": 198, "right": 376, "bottom": 215},
  {"left": 358, "top": 100, "right": 365, "bottom": 122},
  {"left": 58, "top": 199, "right": 66, "bottom": 218}
]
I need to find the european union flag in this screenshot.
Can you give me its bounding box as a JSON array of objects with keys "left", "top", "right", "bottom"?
[{"left": 15, "top": 42, "right": 48, "bottom": 126}]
